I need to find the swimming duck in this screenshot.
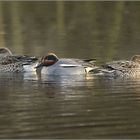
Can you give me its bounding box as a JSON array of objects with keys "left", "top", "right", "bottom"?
[
  {"left": 0, "top": 47, "right": 38, "bottom": 72},
  {"left": 100, "top": 55, "right": 140, "bottom": 78},
  {"left": 0, "top": 47, "right": 12, "bottom": 57},
  {"left": 36, "top": 53, "right": 97, "bottom": 75}
]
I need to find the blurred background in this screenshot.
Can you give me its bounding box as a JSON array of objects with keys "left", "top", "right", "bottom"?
[{"left": 0, "top": 1, "right": 140, "bottom": 62}]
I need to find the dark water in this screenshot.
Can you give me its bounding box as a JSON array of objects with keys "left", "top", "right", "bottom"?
[
  {"left": 0, "top": 1, "right": 140, "bottom": 139},
  {"left": 0, "top": 73, "right": 140, "bottom": 139},
  {"left": 1, "top": 1, "right": 140, "bottom": 61}
]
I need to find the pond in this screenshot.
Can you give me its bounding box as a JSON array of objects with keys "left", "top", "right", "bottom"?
[
  {"left": 0, "top": 1, "right": 140, "bottom": 139},
  {"left": 0, "top": 73, "right": 140, "bottom": 139}
]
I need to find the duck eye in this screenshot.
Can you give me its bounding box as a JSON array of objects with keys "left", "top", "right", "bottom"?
[{"left": 47, "top": 55, "right": 54, "bottom": 60}]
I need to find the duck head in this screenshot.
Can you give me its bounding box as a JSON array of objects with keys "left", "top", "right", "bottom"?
[
  {"left": 0, "top": 47, "right": 12, "bottom": 57},
  {"left": 131, "top": 55, "right": 140, "bottom": 64},
  {"left": 36, "top": 53, "right": 59, "bottom": 68}
]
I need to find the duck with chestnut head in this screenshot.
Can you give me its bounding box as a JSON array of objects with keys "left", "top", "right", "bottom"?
[{"left": 36, "top": 53, "right": 97, "bottom": 75}]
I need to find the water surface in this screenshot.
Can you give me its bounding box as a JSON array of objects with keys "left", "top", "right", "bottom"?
[{"left": 0, "top": 73, "right": 140, "bottom": 138}]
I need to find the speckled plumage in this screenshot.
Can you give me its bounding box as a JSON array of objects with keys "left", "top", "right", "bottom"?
[
  {"left": 100, "top": 55, "right": 140, "bottom": 78},
  {"left": 0, "top": 48, "right": 38, "bottom": 73}
]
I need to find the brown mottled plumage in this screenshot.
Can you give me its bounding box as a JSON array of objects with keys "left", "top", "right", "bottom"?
[
  {"left": 101, "top": 55, "right": 140, "bottom": 78},
  {"left": 0, "top": 47, "right": 38, "bottom": 72}
]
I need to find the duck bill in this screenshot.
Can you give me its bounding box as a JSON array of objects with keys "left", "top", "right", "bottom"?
[{"left": 35, "top": 63, "right": 44, "bottom": 69}]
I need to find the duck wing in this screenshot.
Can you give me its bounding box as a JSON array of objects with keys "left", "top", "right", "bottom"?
[
  {"left": 83, "top": 58, "right": 96, "bottom": 62},
  {"left": 0, "top": 55, "right": 20, "bottom": 65},
  {"left": 74, "top": 58, "right": 98, "bottom": 73},
  {"left": 59, "top": 58, "right": 96, "bottom": 68},
  {"left": 102, "top": 60, "right": 139, "bottom": 72},
  {"left": 13, "top": 55, "right": 38, "bottom": 63},
  {"left": 0, "top": 55, "right": 39, "bottom": 66},
  {"left": 59, "top": 64, "right": 82, "bottom": 68}
]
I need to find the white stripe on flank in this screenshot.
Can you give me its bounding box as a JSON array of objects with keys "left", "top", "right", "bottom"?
[{"left": 59, "top": 64, "right": 82, "bottom": 67}]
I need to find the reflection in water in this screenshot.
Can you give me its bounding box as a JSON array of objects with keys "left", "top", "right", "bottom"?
[
  {"left": 0, "top": 73, "right": 140, "bottom": 138},
  {"left": 40, "top": 74, "right": 94, "bottom": 85},
  {"left": 0, "top": 1, "right": 140, "bottom": 61},
  {"left": 23, "top": 72, "right": 39, "bottom": 81}
]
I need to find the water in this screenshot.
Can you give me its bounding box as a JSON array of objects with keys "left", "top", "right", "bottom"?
[
  {"left": 0, "top": 1, "right": 140, "bottom": 139},
  {"left": 0, "top": 73, "right": 140, "bottom": 139}
]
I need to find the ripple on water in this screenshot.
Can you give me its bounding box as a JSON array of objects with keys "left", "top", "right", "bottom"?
[{"left": 0, "top": 73, "right": 140, "bottom": 138}]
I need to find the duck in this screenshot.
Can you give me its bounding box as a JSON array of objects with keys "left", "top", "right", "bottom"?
[
  {"left": 0, "top": 47, "right": 12, "bottom": 57},
  {"left": 99, "top": 55, "right": 140, "bottom": 78},
  {"left": 0, "top": 47, "right": 39, "bottom": 72},
  {"left": 36, "top": 53, "right": 97, "bottom": 75}
]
